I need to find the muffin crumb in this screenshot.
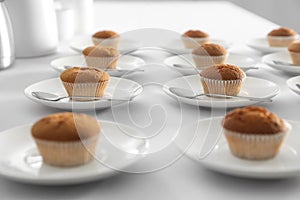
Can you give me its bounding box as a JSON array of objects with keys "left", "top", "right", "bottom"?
[
  {"left": 183, "top": 30, "right": 209, "bottom": 38},
  {"left": 200, "top": 64, "right": 245, "bottom": 80},
  {"left": 223, "top": 106, "right": 286, "bottom": 134},
  {"left": 192, "top": 43, "right": 227, "bottom": 56},
  {"left": 83, "top": 46, "right": 120, "bottom": 57},
  {"left": 268, "top": 27, "right": 297, "bottom": 37},
  {"left": 288, "top": 42, "right": 300, "bottom": 53},
  {"left": 93, "top": 30, "right": 119, "bottom": 38},
  {"left": 31, "top": 112, "right": 100, "bottom": 142},
  {"left": 60, "top": 67, "right": 110, "bottom": 83}
]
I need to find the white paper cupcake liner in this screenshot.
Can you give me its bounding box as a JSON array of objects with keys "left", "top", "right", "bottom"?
[
  {"left": 289, "top": 51, "right": 300, "bottom": 65},
  {"left": 200, "top": 76, "right": 245, "bottom": 96},
  {"left": 267, "top": 35, "right": 298, "bottom": 47},
  {"left": 192, "top": 54, "right": 228, "bottom": 68},
  {"left": 223, "top": 122, "right": 291, "bottom": 160},
  {"left": 34, "top": 135, "right": 99, "bottom": 167},
  {"left": 84, "top": 56, "right": 119, "bottom": 69},
  {"left": 92, "top": 37, "right": 120, "bottom": 48},
  {"left": 181, "top": 36, "right": 210, "bottom": 49},
  {"left": 62, "top": 81, "right": 109, "bottom": 101}
]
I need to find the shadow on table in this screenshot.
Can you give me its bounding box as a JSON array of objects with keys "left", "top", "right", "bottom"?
[
  {"left": 0, "top": 173, "right": 131, "bottom": 199},
  {"left": 194, "top": 164, "right": 300, "bottom": 194}
]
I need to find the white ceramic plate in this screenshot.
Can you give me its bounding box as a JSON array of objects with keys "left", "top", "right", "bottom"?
[
  {"left": 247, "top": 38, "right": 290, "bottom": 54},
  {"left": 164, "top": 54, "right": 258, "bottom": 75},
  {"left": 287, "top": 76, "right": 300, "bottom": 95},
  {"left": 69, "top": 38, "right": 142, "bottom": 54},
  {"left": 0, "top": 121, "right": 148, "bottom": 185},
  {"left": 160, "top": 38, "right": 231, "bottom": 54},
  {"left": 50, "top": 55, "right": 145, "bottom": 77},
  {"left": 263, "top": 51, "right": 300, "bottom": 74},
  {"left": 24, "top": 77, "right": 143, "bottom": 110},
  {"left": 163, "top": 75, "right": 279, "bottom": 108},
  {"left": 175, "top": 117, "right": 300, "bottom": 179}
]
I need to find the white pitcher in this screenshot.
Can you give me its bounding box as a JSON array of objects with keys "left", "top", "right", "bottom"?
[{"left": 5, "top": 0, "right": 58, "bottom": 58}]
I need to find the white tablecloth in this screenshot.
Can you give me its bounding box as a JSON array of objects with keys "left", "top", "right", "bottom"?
[{"left": 0, "top": 1, "right": 299, "bottom": 199}]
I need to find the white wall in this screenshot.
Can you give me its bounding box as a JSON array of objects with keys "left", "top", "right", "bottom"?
[
  {"left": 230, "top": 0, "right": 300, "bottom": 32},
  {"left": 96, "top": 0, "right": 300, "bottom": 32}
]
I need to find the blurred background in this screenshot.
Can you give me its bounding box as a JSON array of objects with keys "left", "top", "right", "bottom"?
[
  {"left": 3, "top": 0, "right": 298, "bottom": 60},
  {"left": 96, "top": 0, "right": 300, "bottom": 32}
]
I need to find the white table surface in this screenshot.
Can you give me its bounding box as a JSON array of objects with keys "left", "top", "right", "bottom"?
[{"left": 1, "top": 1, "right": 300, "bottom": 199}]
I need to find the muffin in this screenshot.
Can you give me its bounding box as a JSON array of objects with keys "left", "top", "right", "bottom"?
[
  {"left": 222, "top": 106, "right": 290, "bottom": 160},
  {"left": 60, "top": 67, "right": 110, "bottom": 100},
  {"left": 288, "top": 42, "right": 300, "bottom": 65},
  {"left": 31, "top": 112, "right": 100, "bottom": 167},
  {"left": 192, "top": 43, "right": 228, "bottom": 68},
  {"left": 92, "top": 30, "right": 120, "bottom": 48},
  {"left": 182, "top": 30, "right": 210, "bottom": 49},
  {"left": 200, "top": 64, "right": 245, "bottom": 96},
  {"left": 267, "top": 27, "right": 298, "bottom": 47},
  {"left": 83, "top": 46, "right": 120, "bottom": 69}
]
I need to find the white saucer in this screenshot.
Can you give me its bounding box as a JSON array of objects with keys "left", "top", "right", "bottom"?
[
  {"left": 160, "top": 38, "right": 231, "bottom": 54},
  {"left": 24, "top": 77, "right": 143, "bottom": 110},
  {"left": 164, "top": 54, "right": 258, "bottom": 75},
  {"left": 287, "top": 76, "right": 300, "bottom": 95},
  {"left": 50, "top": 55, "right": 145, "bottom": 77},
  {"left": 163, "top": 75, "right": 279, "bottom": 108},
  {"left": 263, "top": 51, "right": 300, "bottom": 74},
  {"left": 246, "top": 38, "right": 289, "bottom": 54},
  {"left": 175, "top": 117, "right": 300, "bottom": 179},
  {"left": 0, "top": 121, "right": 148, "bottom": 185},
  {"left": 69, "top": 38, "right": 142, "bottom": 54}
]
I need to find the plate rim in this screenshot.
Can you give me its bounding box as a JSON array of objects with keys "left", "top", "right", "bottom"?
[
  {"left": 176, "top": 117, "right": 300, "bottom": 179},
  {"left": 160, "top": 38, "right": 232, "bottom": 51},
  {"left": 163, "top": 75, "right": 280, "bottom": 108},
  {"left": 287, "top": 75, "right": 300, "bottom": 95},
  {"left": 246, "top": 37, "right": 287, "bottom": 53},
  {"left": 69, "top": 38, "right": 143, "bottom": 53},
  {"left": 23, "top": 77, "right": 143, "bottom": 110},
  {"left": 0, "top": 120, "right": 145, "bottom": 185},
  {"left": 263, "top": 51, "right": 300, "bottom": 73},
  {"left": 164, "top": 53, "right": 258, "bottom": 72},
  {"left": 50, "top": 54, "right": 146, "bottom": 74}
]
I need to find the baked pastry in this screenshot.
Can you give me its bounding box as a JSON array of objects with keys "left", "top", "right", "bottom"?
[
  {"left": 288, "top": 42, "right": 300, "bottom": 65},
  {"left": 200, "top": 64, "right": 245, "bottom": 96},
  {"left": 181, "top": 30, "right": 210, "bottom": 48},
  {"left": 60, "top": 67, "right": 110, "bottom": 99},
  {"left": 267, "top": 27, "right": 298, "bottom": 47},
  {"left": 31, "top": 112, "right": 100, "bottom": 167},
  {"left": 192, "top": 43, "right": 228, "bottom": 68},
  {"left": 222, "top": 106, "right": 290, "bottom": 160},
  {"left": 83, "top": 46, "right": 120, "bottom": 69},
  {"left": 92, "top": 30, "right": 120, "bottom": 48}
]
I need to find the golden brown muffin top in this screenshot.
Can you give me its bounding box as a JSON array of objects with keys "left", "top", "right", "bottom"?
[
  {"left": 183, "top": 30, "right": 209, "bottom": 38},
  {"left": 222, "top": 106, "right": 286, "bottom": 134},
  {"left": 268, "top": 27, "right": 297, "bottom": 37},
  {"left": 92, "top": 30, "right": 119, "bottom": 39},
  {"left": 192, "top": 43, "right": 227, "bottom": 56},
  {"left": 60, "top": 67, "right": 110, "bottom": 83},
  {"left": 288, "top": 42, "right": 300, "bottom": 52},
  {"left": 200, "top": 64, "right": 245, "bottom": 80},
  {"left": 31, "top": 112, "right": 100, "bottom": 141},
  {"left": 82, "top": 46, "right": 120, "bottom": 57}
]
